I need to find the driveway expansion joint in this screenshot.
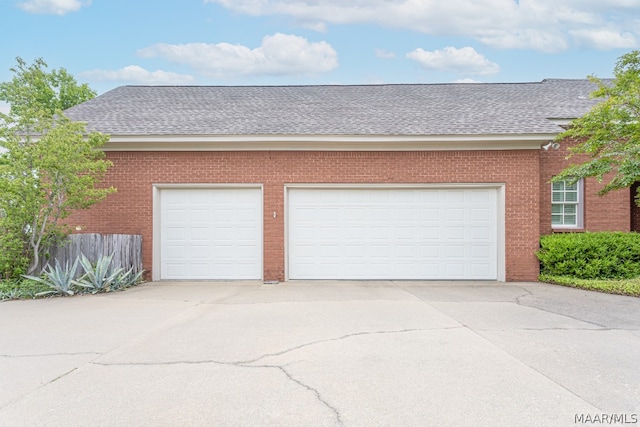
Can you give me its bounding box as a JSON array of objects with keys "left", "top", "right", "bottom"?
[
  {"left": 515, "top": 296, "right": 610, "bottom": 329},
  {"left": 474, "top": 327, "right": 611, "bottom": 332}
]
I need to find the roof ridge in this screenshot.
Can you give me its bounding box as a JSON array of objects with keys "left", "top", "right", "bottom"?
[{"left": 115, "top": 80, "right": 560, "bottom": 90}]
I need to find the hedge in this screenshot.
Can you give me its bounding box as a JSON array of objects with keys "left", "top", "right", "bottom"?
[{"left": 537, "top": 232, "right": 640, "bottom": 280}]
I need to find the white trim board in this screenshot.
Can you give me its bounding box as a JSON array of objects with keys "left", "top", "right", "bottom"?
[{"left": 103, "top": 133, "right": 558, "bottom": 152}]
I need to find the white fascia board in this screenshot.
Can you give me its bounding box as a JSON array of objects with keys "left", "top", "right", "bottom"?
[{"left": 103, "top": 133, "right": 559, "bottom": 151}]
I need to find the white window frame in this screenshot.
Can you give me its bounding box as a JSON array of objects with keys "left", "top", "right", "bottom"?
[{"left": 551, "top": 179, "right": 583, "bottom": 229}]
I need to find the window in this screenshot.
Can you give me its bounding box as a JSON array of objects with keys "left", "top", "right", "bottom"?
[{"left": 551, "top": 179, "right": 583, "bottom": 228}]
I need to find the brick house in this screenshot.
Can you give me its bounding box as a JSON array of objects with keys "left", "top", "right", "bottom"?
[{"left": 64, "top": 79, "right": 631, "bottom": 282}]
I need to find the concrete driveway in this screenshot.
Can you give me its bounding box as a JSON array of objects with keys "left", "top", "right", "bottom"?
[{"left": 1, "top": 281, "right": 639, "bottom": 426}]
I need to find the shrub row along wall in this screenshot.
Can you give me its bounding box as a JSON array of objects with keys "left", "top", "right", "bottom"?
[
  {"left": 537, "top": 232, "right": 640, "bottom": 279},
  {"left": 37, "top": 233, "right": 143, "bottom": 278}
]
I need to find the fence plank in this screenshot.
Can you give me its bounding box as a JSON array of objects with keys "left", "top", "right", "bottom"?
[{"left": 37, "top": 234, "right": 143, "bottom": 278}]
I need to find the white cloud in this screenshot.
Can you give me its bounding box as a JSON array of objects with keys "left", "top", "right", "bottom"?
[
  {"left": 205, "top": 0, "right": 640, "bottom": 52},
  {"left": 0, "top": 102, "right": 10, "bottom": 116},
  {"left": 452, "top": 78, "right": 481, "bottom": 84},
  {"left": 375, "top": 49, "right": 396, "bottom": 59},
  {"left": 79, "top": 66, "right": 196, "bottom": 85},
  {"left": 17, "top": 0, "right": 90, "bottom": 15},
  {"left": 137, "top": 33, "right": 338, "bottom": 78},
  {"left": 570, "top": 29, "right": 638, "bottom": 50},
  {"left": 407, "top": 47, "right": 500, "bottom": 76}
]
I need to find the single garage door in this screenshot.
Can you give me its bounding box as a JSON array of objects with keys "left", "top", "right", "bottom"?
[
  {"left": 288, "top": 187, "right": 499, "bottom": 280},
  {"left": 160, "top": 187, "right": 262, "bottom": 280}
]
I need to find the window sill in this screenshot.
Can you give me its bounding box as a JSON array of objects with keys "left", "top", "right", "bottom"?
[{"left": 552, "top": 228, "right": 585, "bottom": 233}]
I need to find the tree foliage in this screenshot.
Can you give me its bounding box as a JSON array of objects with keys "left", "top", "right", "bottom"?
[
  {"left": 553, "top": 51, "right": 640, "bottom": 203},
  {"left": 0, "top": 58, "right": 114, "bottom": 278},
  {"left": 0, "top": 57, "right": 96, "bottom": 123}
]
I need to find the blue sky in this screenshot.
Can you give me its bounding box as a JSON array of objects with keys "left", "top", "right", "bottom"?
[{"left": 1, "top": 0, "right": 639, "bottom": 105}]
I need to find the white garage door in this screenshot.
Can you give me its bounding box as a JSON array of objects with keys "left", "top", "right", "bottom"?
[
  {"left": 288, "top": 187, "right": 498, "bottom": 280},
  {"left": 160, "top": 188, "right": 262, "bottom": 280}
]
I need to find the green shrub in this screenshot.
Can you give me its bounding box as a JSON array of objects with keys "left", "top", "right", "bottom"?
[
  {"left": 537, "top": 232, "right": 640, "bottom": 279},
  {"left": 0, "top": 278, "right": 50, "bottom": 300}
]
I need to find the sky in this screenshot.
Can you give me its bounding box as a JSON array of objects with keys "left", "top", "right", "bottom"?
[{"left": 1, "top": 0, "right": 639, "bottom": 113}]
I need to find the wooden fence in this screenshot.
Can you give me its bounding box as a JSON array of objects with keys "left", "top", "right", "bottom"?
[{"left": 37, "top": 234, "right": 143, "bottom": 277}]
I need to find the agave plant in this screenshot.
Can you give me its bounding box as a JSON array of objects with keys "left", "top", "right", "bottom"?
[
  {"left": 76, "top": 254, "right": 123, "bottom": 293},
  {"left": 0, "top": 288, "right": 23, "bottom": 300},
  {"left": 22, "top": 259, "right": 80, "bottom": 296},
  {"left": 111, "top": 267, "right": 145, "bottom": 291}
]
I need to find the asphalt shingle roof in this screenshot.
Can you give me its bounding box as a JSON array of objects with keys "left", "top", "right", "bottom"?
[{"left": 64, "top": 79, "right": 602, "bottom": 137}]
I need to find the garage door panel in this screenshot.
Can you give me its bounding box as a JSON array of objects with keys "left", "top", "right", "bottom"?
[
  {"left": 471, "top": 227, "right": 491, "bottom": 240},
  {"left": 189, "top": 209, "right": 209, "bottom": 221},
  {"left": 445, "top": 226, "right": 465, "bottom": 240},
  {"left": 321, "top": 227, "right": 342, "bottom": 240},
  {"left": 166, "top": 263, "right": 186, "bottom": 277},
  {"left": 445, "top": 191, "right": 465, "bottom": 203},
  {"left": 470, "top": 190, "right": 493, "bottom": 202},
  {"left": 160, "top": 188, "right": 262, "bottom": 280},
  {"left": 191, "top": 263, "right": 209, "bottom": 276},
  {"left": 166, "top": 245, "right": 185, "bottom": 259},
  {"left": 395, "top": 227, "right": 414, "bottom": 239},
  {"left": 446, "top": 208, "right": 465, "bottom": 221},
  {"left": 189, "top": 245, "right": 209, "bottom": 258},
  {"left": 189, "top": 228, "right": 209, "bottom": 240},
  {"left": 421, "top": 227, "right": 440, "bottom": 240},
  {"left": 471, "top": 207, "right": 491, "bottom": 220},
  {"left": 288, "top": 187, "right": 498, "bottom": 280},
  {"left": 445, "top": 244, "right": 465, "bottom": 258},
  {"left": 472, "top": 263, "right": 491, "bottom": 276},
  {"left": 445, "top": 263, "right": 466, "bottom": 277},
  {"left": 471, "top": 244, "right": 491, "bottom": 258}
]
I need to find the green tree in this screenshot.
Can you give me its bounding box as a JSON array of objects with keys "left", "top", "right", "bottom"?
[
  {"left": 0, "top": 57, "right": 96, "bottom": 121},
  {"left": 553, "top": 51, "right": 640, "bottom": 204},
  {"left": 0, "top": 58, "right": 114, "bottom": 278}
]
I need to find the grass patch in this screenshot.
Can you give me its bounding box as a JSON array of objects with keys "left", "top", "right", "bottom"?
[{"left": 539, "top": 274, "right": 640, "bottom": 298}]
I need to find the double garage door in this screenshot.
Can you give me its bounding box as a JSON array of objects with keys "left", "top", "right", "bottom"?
[{"left": 158, "top": 187, "right": 499, "bottom": 280}]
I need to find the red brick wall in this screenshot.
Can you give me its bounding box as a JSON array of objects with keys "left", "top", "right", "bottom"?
[
  {"left": 69, "top": 150, "right": 542, "bottom": 282},
  {"left": 539, "top": 140, "right": 630, "bottom": 235}
]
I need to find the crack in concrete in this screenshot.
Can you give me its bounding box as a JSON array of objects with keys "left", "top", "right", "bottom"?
[
  {"left": 255, "top": 364, "right": 343, "bottom": 425},
  {"left": 238, "top": 327, "right": 462, "bottom": 365},
  {"left": 512, "top": 285, "right": 534, "bottom": 296},
  {"left": 92, "top": 327, "right": 462, "bottom": 368},
  {"left": 91, "top": 358, "right": 344, "bottom": 424},
  {"left": 89, "top": 327, "right": 469, "bottom": 425},
  {"left": 49, "top": 367, "right": 78, "bottom": 384},
  {"left": 0, "top": 352, "right": 103, "bottom": 358}
]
